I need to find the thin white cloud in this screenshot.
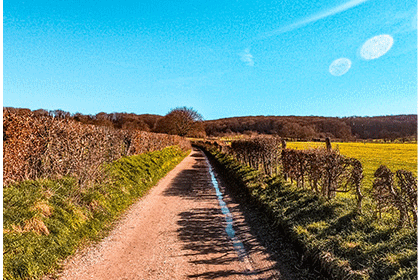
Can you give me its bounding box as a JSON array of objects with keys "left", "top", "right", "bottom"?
[
  {"left": 239, "top": 48, "right": 254, "bottom": 66},
  {"left": 258, "top": 0, "right": 370, "bottom": 40},
  {"left": 411, "top": 11, "right": 419, "bottom": 30},
  {"left": 391, "top": 9, "right": 417, "bottom": 34},
  {"left": 239, "top": 0, "right": 370, "bottom": 67}
]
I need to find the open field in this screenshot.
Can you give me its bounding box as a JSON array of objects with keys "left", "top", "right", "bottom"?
[{"left": 287, "top": 142, "right": 417, "bottom": 189}]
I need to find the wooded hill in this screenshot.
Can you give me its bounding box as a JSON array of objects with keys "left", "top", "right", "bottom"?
[
  {"left": 204, "top": 115, "right": 417, "bottom": 141},
  {"left": 5, "top": 107, "right": 417, "bottom": 141}
]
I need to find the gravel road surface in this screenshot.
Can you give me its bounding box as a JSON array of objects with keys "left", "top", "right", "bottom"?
[{"left": 54, "top": 147, "right": 319, "bottom": 280}]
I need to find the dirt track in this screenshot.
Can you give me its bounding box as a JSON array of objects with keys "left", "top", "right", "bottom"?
[{"left": 55, "top": 147, "right": 316, "bottom": 280}]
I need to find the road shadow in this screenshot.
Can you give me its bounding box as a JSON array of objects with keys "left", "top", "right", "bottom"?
[
  {"left": 177, "top": 207, "right": 236, "bottom": 263},
  {"left": 177, "top": 204, "right": 289, "bottom": 279},
  {"left": 163, "top": 149, "right": 214, "bottom": 200},
  {"left": 164, "top": 148, "right": 325, "bottom": 279}
]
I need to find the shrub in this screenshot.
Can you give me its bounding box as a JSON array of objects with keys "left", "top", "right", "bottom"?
[
  {"left": 3, "top": 108, "right": 190, "bottom": 187},
  {"left": 373, "top": 166, "right": 417, "bottom": 228}
]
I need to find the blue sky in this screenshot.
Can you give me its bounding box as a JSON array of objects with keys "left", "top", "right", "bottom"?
[{"left": 4, "top": 0, "right": 417, "bottom": 120}]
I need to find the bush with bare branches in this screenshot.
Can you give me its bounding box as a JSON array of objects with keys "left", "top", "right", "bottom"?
[
  {"left": 197, "top": 138, "right": 417, "bottom": 223},
  {"left": 230, "top": 136, "right": 282, "bottom": 176},
  {"left": 201, "top": 137, "right": 364, "bottom": 209},
  {"left": 373, "top": 165, "right": 417, "bottom": 227},
  {"left": 3, "top": 108, "right": 191, "bottom": 187},
  {"left": 281, "top": 148, "right": 364, "bottom": 209}
]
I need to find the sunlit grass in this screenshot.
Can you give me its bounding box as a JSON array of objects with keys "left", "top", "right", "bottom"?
[
  {"left": 200, "top": 143, "right": 417, "bottom": 280},
  {"left": 3, "top": 146, "right": 189, "bottom": 280}
]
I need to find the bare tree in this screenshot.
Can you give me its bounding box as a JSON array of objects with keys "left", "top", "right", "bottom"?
[{"left": 155, "top": 107, "right": 204, "bottom": 137}]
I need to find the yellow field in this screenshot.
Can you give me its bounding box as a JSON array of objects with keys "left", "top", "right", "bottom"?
[{"left": 287, "top": 142, "right": 418, "bottom": 188}]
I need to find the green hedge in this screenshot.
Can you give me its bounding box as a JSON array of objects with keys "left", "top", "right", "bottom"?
[
  {"left": 198, "top": 144, "right": 416, "bottom": 280},
  {"left": 3, "top": 146, "right": 190, "bottom": 280}
]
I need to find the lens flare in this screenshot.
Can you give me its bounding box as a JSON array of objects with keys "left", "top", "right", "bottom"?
[
  {"left": 329, "top": 58, "right": 352, "bottom": 76},
  {"left": 360, "top": 34, "right": 394, "bottom": 60}
]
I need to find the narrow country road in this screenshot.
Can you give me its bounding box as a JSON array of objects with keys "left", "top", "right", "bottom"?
[{"left": 54, "top": 147, "right": 311, "bottom": 280}]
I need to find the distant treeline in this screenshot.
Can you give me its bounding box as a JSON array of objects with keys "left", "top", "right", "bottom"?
[
  {"left": 5, "top": 107, "right": 417, "bottom": 141},
  {"left": 204, "top": 115, "right": 417, "bottom": 141}
]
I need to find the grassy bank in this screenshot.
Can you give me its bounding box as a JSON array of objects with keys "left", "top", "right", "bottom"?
[
  {"left": 3, "top": 146, "right": 190, "bottom": 280},
  {"left": 197, "top": 144, "right": 416, "bottom": 280}
]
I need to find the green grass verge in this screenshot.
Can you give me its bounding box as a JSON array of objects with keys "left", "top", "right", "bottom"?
[
  {"left": 3, "top": 146, "right": 190, "bottom": 280},
  {"left": 199, "top": 145, "right": 417, "bottom": 280}
]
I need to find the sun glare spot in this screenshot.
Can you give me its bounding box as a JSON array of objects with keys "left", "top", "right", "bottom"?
[
  {"left": 329, "top": 58, "right": 352, "bottom": 76},
  {"left": 360, "top": 34, "right": 394, "bottom": 60}
]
